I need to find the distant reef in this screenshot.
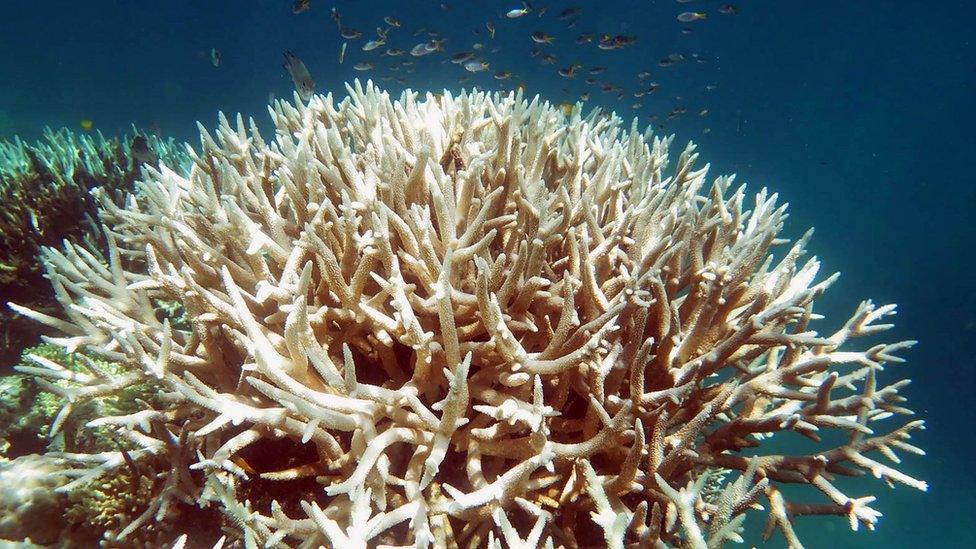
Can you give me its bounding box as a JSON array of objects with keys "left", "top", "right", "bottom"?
[{"left": 0, "top": 127, "right": 187, "bottom": 369}]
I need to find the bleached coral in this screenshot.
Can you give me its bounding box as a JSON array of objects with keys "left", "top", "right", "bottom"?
[
  {"left": 11, "top": 81, "right": 925, "bottom": 547},
  {"left": 0, "top": 127, "right": 187, "bottom": 363}
]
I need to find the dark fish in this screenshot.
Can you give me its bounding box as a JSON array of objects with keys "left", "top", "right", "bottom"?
[
  {"left": 558, "top": 7, "right": 581, "bottom": 20},
  {"left": 341, "top": 28, "right": 363, "bottom": 39},
  {"left": 719, "top": 4, "right": 739, "bottom": 15},
  {"left": 597, "top": 34, "right": 637, "bottom": 50},
  {"left": 575, "top": 33, "right": 593, "bottom": 44},
  {"left": 129, "top": 134, "right": 157, "bottom": 169},
  {"left": 451, "top": 51, "right": 477, "bottom": 64},
  {"left": 292, "top": 0, "right": 310, "bottom": 15},
  {"left": 588, "top": 66, "right": 605, "bottom": 75},
  {"left": 331, "top": 7, "right": 341, "bottom": 30},
  {"left": 668, "top": 106, "right": 688, "bottom": 119}
]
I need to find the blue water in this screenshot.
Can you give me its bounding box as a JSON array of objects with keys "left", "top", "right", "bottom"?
[{"left": 1, "top": 0, "right": 973, "bottom": 546}]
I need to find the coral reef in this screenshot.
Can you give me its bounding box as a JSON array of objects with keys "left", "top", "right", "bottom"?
[
  {"left": 9, "top": 81, "right": 925, "bottom": 547},
  {"left": 0, "top": 128, "right": 187, "bottom": 366}
]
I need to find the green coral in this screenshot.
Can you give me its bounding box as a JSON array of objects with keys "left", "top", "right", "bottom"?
[
  {"left": 0, "top": 127, "right": 188, "bottom": 366},
  {"left": 64, "top": 468, "right": 155, "bottom": 543},
  {"left": 0, "top": 344, "right": 160, "bottom": 457}
]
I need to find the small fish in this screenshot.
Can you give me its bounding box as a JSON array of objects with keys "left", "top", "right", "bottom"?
[
  {"left": 473, "top": 43, "right": 484, "bottom": 50},
  {"left": 464, "top": 59, "right": 489, "bottom": 72},
  {"left": 632, "top": 102, "right": 642, "bottom": 109},
  {"left": 363, "top": 39, "right": 385, "bottom": 51},
  {"left": 458, "top": 75, "right": 470, "bottom": 83},
  {"left": 129, "top": 134, "right": 156, "bottom": 167},
  {"left": 531, "top": 31, "right": 554, "bottom": 44},
  {"left": 705, "top": 84, "right": 717, "bottom": 91},
  {"left": 210, "top": 47, "right": 221, "bottom": 67},
  {"left": 667, "top": 106, "right": 688, "bottom": 119},
  {"left": 292, "top": 0, "right": 310, "bottom": 15},
  {"left": 719, "top": 4, "right": 738, "bottom": 15},
  {"left": 559, "top": 102, "right": 574, "bottom": 116},
  {"left": 79, "top": 119, "right": 93, "bottom": 131},
  {"left": 588, "top": 66, "right": 606, "bottom": 75},
  {"left": 698, "top": 109, "right": 709, "bottom": 117},
  {"left": 341, "top": 27, "right": 363, "bottom": 39},
  {"left": 598, "top": 34, "right": 637, "bottom": 50},
  {"left": 451, "top": 51, "right": 477, "bottom": 64},
  {"left": 339, "top": 42, "right": 347, "bottom": 63},
  {"left": 585, "top": 77, "right": 597, "bottom": 85},
  {"left": 486, "top": 22, "right": 496, "bottom": 39},
  {"left": 681, "top": 28, "right": 694, "bottom": 35},
  {"left": 580, "top": 92, "right": 590, "bottom": 101},
  {"left": 283, "top": 50, "right": 315, "bottom": 102},
  {"left": 637, "top": 70, "right": 651, "bottom": 79},
  {"left": 494, "top": 70, "right": 513, "bottom": 80},
  {"left": 559, "top": 7, "right": 581, "bottom": 20},
  {"left": 540, "top": 54, "right": 557, "bottom": 65},
  {"left": 506, "top": 3, "right": 530, "bottom": 18},
  {"left": 353, "top": 62, "right": 374, "bottom": 71},
  {"left": 230, "top": 455, "right": 257, "bottom": 475},
  {"left": 384, "top": 47, "right": 405, "bottom": 56},
  {"left": 575, "top": 33, "right": 593, "bottom": 44},
  {"left": 677, "top": 12, "right": 707, "bottom": 22},
  {"left": 384, "top": 15, "right": 401, "bottom": 27},
  {"left": 702, "top": 127, "right": 712, "bottom": 134},
  {"left": 411, "top": 42, "right": 434, "bottom": 56},
  {"left": 331, "top": 7, "right": 342, "bottom": 30},
  {"left": 558, "top": 63, "right": 582, "bottom": 78}
]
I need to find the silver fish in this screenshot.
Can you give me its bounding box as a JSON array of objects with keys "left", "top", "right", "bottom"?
[
  {"left": 283, "top": 50, "right": 315, "bottom": 102},
  {"left": 363, "top": 39, "right": 385, "bottom": 51}
]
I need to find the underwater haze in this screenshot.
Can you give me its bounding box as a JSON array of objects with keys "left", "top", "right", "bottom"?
[{"left": 1, "top": 0, "right": 973, "bottom": 547}]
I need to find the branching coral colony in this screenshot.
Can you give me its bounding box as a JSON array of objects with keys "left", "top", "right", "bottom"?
[
  {"left": 0, "top": 127, "right": 186, "bottom": 364},
  {"left": 11, "top": 81, "right": 926, "bottom": 548}
]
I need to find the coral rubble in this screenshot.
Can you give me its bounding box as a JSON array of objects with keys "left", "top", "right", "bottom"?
[{"left": 8, "top": 82, "right": 926, "bottom": 547}]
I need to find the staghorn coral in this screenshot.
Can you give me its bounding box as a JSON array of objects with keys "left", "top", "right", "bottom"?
[
  {"left": 0, "top": 127, "right": 187, "bottom": 366},
  {"left": 10, "top": 81, "right": 926, "bottom": 548}
]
